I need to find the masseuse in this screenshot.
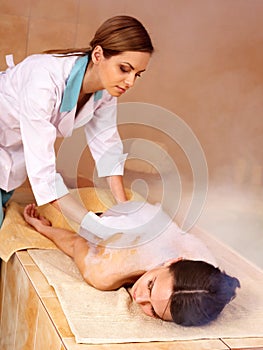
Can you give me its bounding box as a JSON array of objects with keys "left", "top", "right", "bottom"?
[{"left": 0, "top": 15, "right": 153, "bottom": 228}]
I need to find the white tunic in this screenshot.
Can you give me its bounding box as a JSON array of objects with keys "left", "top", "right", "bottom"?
[{"left": 0, "top": 54, "right": 127, "bottom": 205}]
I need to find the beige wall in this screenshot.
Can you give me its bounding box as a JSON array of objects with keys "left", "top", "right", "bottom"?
[{"left": 0, "top": 0, "right": 262, "bottom": 186}]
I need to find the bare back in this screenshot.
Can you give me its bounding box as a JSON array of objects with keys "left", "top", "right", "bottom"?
[{"left": 81, "top": 202, "right": 217, "bottom": 282}]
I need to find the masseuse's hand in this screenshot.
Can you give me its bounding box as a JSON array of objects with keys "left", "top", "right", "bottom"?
[
  {"left": 79, "top": 211, "right": 117, "bottom": 242},
  {"left": 24, "top": 204, "right": 52, "bottom": 232}
]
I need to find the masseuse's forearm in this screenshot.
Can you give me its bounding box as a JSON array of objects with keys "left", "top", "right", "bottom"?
[
  {"left": 51, "top": 193, "right": 88, "bottom": 224},
  {"left": 107, "top": 175, "right": 127, "bottom": 203}
]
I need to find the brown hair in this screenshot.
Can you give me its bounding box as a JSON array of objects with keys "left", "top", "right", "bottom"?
[{"left": 44, "top": 15, "right": 154, "bottom": 57}]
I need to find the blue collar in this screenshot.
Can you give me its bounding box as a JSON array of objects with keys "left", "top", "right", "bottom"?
[{"left": 60, "top": 55, "right": 103, "bottom": 113}]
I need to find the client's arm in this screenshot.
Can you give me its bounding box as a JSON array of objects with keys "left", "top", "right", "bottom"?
[{"left": 23, "top": 204, "right": 143, "bottom": 290}]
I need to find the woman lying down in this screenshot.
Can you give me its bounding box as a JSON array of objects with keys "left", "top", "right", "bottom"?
[{"left": 23, "top": 200, "right": 240, "bottom": 327}]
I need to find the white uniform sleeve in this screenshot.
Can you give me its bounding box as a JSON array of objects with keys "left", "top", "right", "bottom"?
[
  {"left": 19, "top": 67, "right": 68, "bottom": 205},
  {"left": 84, "top": 93, "right": 127, "bottom": 177}
]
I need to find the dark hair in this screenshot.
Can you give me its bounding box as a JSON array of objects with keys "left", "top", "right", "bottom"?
[
  {"left": 44, "top": 15, "right": 154, "bottom": 57},
  {"left": 168, "top": 260, "right": 240, "bottom": 326}
]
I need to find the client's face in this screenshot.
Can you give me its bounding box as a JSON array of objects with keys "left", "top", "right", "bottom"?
[{"left": 130, "top": 265, "right": 174, "bottom": 321}]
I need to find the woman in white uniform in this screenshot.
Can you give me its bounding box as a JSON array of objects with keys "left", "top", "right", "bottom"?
[
  {"left": 23, "top": 201, "right": 240, "bottom": 326},
  {"left": 0, "top": 15, "right": 153, "bottom": 228}
]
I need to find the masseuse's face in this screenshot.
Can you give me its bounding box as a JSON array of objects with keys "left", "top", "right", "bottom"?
[
  {"left": 130, "top": 265, "right": 174, "bottom": 321},
  {"left": 93, "top": 46, "right": 151, "bottom": 97}
]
